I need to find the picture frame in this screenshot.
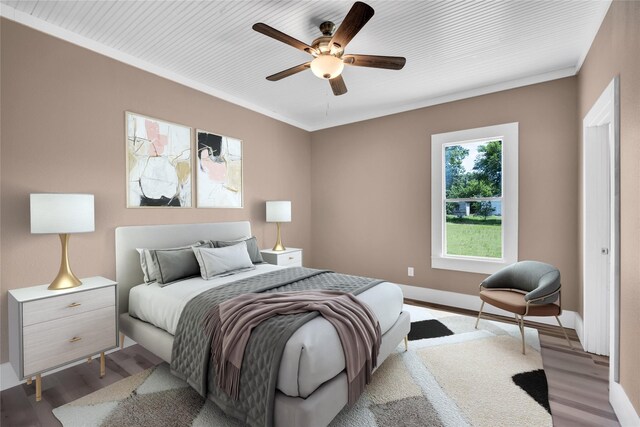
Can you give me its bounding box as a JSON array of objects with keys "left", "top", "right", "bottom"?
[
  {"left": 195, "top": 129, "right": 243, "bottom": 208},
  {"left": 125, "top": 112, "right": 193, "bottom": 208}
]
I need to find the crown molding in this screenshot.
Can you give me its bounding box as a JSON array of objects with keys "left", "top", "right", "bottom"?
[
  {"left": 0, "top": 3, "right": 311, "bottom": 131},
  {"left": 307, "top": 66, "right": 577, "bottom": 131},
  {"left": 575, "top": 0, "right": 612, "bottom": 73},
  {"left": 1, "top": 3, "right": 584, "bottom": 133}
]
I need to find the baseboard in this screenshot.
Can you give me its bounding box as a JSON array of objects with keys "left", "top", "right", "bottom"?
[
  {"left": 0, "top": 336, "right": 136, "bottom": 391},
  {"left": 610, "top": 381, "right": 640, "bottom": 426},
  {"left": 574, "top": 312, "right": 585, "bottom": 348},
  {"left": 399, "top": 284, "right": 577, "bottom": 329}
]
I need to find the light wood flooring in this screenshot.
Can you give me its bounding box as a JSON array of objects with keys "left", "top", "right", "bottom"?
[{"left": 1, "top": 301, "right": 619, "bottom": 426}]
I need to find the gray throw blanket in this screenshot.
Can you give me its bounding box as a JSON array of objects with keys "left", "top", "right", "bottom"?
[
  {"left": 206, "top": 290, "right": 381, "bottom": 405},
  {"left": 170, "top": 267, "right": 383, "bottom": 427}
]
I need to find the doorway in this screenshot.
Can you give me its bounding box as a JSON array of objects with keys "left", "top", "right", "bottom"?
[{"left": 581, "top": 77, "right": 619, "bottom": 377}]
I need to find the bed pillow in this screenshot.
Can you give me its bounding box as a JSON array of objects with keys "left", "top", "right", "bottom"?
[
  {"left": 151, "top": 245, "right": 209, "bottom": 286},
  {"left": 193, "top": 242, "right": 255, "bottom": 279},
  {"left": 138, "top": 240, "right": 210, "bottom": 284},
  {"left": 213, "top": 236, "right": 264, "bottom": 264}
]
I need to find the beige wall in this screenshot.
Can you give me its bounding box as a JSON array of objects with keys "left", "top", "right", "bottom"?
[
  {"left": 577, "top": 1, "right": 640, "bottom": 412},
  {"left": 0, "top": 19, "right": 312, "bottom": 363},
  {"left": 2, "top": 5, "right": 637, "bottom": 412},
  {"left": 310, "top": 77, "right": 580, "bottom": 309}
]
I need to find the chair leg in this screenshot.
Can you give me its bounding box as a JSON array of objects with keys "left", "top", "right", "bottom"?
[
  {"left": 404, "top": 336, "right": 408, "bottom": 352},
  {"left": 514, "top": 314, "right": 526, "bottom": 355},
  {"left": 475, "top": 301, "right": 485, "bottom": 329},
  {"left": 555, "top": 315, "right": 574, "bottom": 349}
]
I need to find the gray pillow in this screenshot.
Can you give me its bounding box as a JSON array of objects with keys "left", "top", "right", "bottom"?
[
  {"left": 214, "top": 236, "right": 264, "bottom": 264},
  {"left": 138, "top": 240, "right": 210, "bottom": 284},
  {"left": 193, "top": 242, "right": 255, "bottom": 280},
  {"left": 152, "top": 247, "right": 202, "bottom": 286}
]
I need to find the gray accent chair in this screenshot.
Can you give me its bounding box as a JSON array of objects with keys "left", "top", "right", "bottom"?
[{"left": 475, "top": 260, "right": 573, "bottom": 354}]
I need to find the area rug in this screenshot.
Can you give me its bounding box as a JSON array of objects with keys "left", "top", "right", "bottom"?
[{"left": 53, "top": 304, "right": 552, "bottom": 427}]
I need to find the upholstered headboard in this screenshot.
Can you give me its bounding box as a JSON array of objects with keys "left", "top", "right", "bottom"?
[{"left": 115, "top": 221, "right": 252, "bottom": 314}]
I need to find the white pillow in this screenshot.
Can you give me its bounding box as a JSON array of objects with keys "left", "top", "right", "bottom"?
[{"left": 192, "top": 241, "right": 255, "bottom": 279}]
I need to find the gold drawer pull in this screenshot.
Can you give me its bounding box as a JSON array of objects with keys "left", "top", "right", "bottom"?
[
  {"left": 68, "top": 302, "right": 81, "bottom": 308},
  {"left": 69, "top": 336, "right": 82, "bottom": 343}
]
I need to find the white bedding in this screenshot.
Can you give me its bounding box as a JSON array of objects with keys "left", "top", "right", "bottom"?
[
  {"left": 128, "top": 265, "right": 404, "bottom": 398},
  {"left": 129, "top": 264, "right": 283, "bottom": 334}
]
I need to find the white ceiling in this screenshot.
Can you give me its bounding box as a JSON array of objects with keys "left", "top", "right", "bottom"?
[{"left": 1, "top": 1, "right": 611, "bottom": 131}]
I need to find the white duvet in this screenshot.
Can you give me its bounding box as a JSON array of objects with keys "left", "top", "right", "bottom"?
[
  {"left": 129, "top": 264, "right": 283, "bottom": 334},
  {"left": 128, "top": 264, "right": 404, "bottom": 398}
]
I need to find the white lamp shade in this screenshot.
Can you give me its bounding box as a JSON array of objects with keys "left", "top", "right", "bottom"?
[
  {"left": 30, "top": 193, "right": 95, "bottom": 234},
  {"left": 266, "top": 201, "right": 291, "bottom": 223}
]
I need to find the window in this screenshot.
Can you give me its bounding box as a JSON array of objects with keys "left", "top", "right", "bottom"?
[{"left": 431, "top": 123, "right": 518, "bottom": 274}]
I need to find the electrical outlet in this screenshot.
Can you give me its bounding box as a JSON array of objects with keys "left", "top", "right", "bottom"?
[{"left": 407, "top": 267, "right": 414, "bottom": 277}]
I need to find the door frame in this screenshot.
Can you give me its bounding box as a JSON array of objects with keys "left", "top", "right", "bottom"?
[{"left": 582, "top": 77, "right": 620, "bottom": 379}]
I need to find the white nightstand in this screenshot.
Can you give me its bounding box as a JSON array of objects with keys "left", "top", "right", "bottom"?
[
  {"left": 8, "top": 277, "right": 118, "bottom": 401},
  {"left": 260, "top": 248, "right": 303, "bottom": 267}
]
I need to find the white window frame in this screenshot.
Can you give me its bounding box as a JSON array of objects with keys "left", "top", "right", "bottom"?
[{"left": 431, "top": 122, "right": 518, "bottom": 274}]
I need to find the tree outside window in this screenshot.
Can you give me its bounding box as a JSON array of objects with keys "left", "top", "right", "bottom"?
[{"left": 444, "top": 140, "right": 503, "bottom": 258}]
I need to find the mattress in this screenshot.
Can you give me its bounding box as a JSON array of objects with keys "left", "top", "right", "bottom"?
[{"left": 128, "top": 265, "right": 404, "bottom": 398}]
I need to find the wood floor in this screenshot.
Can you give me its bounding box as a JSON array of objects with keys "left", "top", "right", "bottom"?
[
  {"left": 1, "top": 345, "right": 165, "bottom": 427},
  {"left": 1, "top": 301, "right": 619, "bottom": 427}
]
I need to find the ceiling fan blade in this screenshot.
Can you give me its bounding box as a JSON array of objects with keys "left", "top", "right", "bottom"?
[
  {"left": 342, "top": 54, "right": 406, "bottom": 70},
  {"left": 330, "top": 2, "right": 374, "bottom": 50},
  {"left": 329, "top": 75, "right": 348, "bottom": 96},
  {"left": 266, "top": 62, "right": 311, "bottom": 81},
  {"left": 253, "top": 23, "right": 316, "bottom": 55}
]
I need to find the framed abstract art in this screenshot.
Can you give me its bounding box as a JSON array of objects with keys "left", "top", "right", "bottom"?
[
  {"left": 126, "top": 112, "right": 192, "bottom": 207},
  {"left": 196, "top": 130, "right": 243, "bottom": 208}
]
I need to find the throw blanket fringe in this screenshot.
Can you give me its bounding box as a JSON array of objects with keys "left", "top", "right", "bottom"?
[
  {"left": 203, "top": 306, "right": 242, "bottom": 399},
  {"left": 204, "top": 290, "right": 381, "bottom": 405}
]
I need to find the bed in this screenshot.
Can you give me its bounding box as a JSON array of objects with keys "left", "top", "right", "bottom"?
[{"left": 116, "top": 221, "right": 410, "bottom": 427}]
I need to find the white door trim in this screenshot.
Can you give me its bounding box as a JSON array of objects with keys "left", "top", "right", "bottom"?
[{"left": 582, "top": 77, "right": 620, "bottom": 380}]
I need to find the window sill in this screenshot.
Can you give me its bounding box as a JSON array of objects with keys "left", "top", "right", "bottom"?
[{"left": 431, "top": 255, "right": 515, "bottom": 275}]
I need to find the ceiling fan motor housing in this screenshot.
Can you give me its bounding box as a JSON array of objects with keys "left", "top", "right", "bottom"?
[{"left": 312, "top": 22, "right": 344, "bottom": 56}]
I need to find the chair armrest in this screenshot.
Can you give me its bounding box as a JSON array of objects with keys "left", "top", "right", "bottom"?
[
  {"left": 480, "top": 264, "right": 517, "bottom": 289},
  {"left": 524, "top": 270, "right": 561, "bottom": 304}
]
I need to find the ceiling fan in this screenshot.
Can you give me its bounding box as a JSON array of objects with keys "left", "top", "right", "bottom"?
[{"left": 252, "top": 1, "right": 406, "bottom": 96}]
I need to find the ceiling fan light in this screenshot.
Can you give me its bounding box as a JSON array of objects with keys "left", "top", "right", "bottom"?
[{"left": 310, "top": 55, "right": 344, "bottom": 80}]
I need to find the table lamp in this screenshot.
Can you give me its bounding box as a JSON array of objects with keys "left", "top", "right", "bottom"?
[
  {"left": 30, "top": 193, "right": 95, "bottom": 290},
  {"left": 266, "top": 201, "right": 291, "bottom": 251}
]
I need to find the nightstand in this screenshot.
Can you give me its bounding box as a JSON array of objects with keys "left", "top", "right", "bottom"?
[
  {"left": 8, "top": 277, "right": 118, "bottom": 401},
  {"left": 260, "top": 248, "right": 303, "bottom": 267}
]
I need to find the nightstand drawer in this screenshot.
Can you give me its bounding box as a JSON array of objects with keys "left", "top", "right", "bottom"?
[
  {"left": 23, "top": 306, "right": 116, "bottom": 375},
  {"left": 260, "top": 248, "right": 303, "bottom": 267},
  {"left": 279, "top": 251, "right": 302, "bottom": 267},
  {"left": 23, "top": 286, "right": 115, "bottom": 326}
]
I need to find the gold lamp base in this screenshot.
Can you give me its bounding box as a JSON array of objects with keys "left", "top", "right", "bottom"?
[
  {"left": 48, "top": 234, "right": 82, "bottom": 290},
  {"left": 272, "top": 222, "right": 286, "bottom": 251}
]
